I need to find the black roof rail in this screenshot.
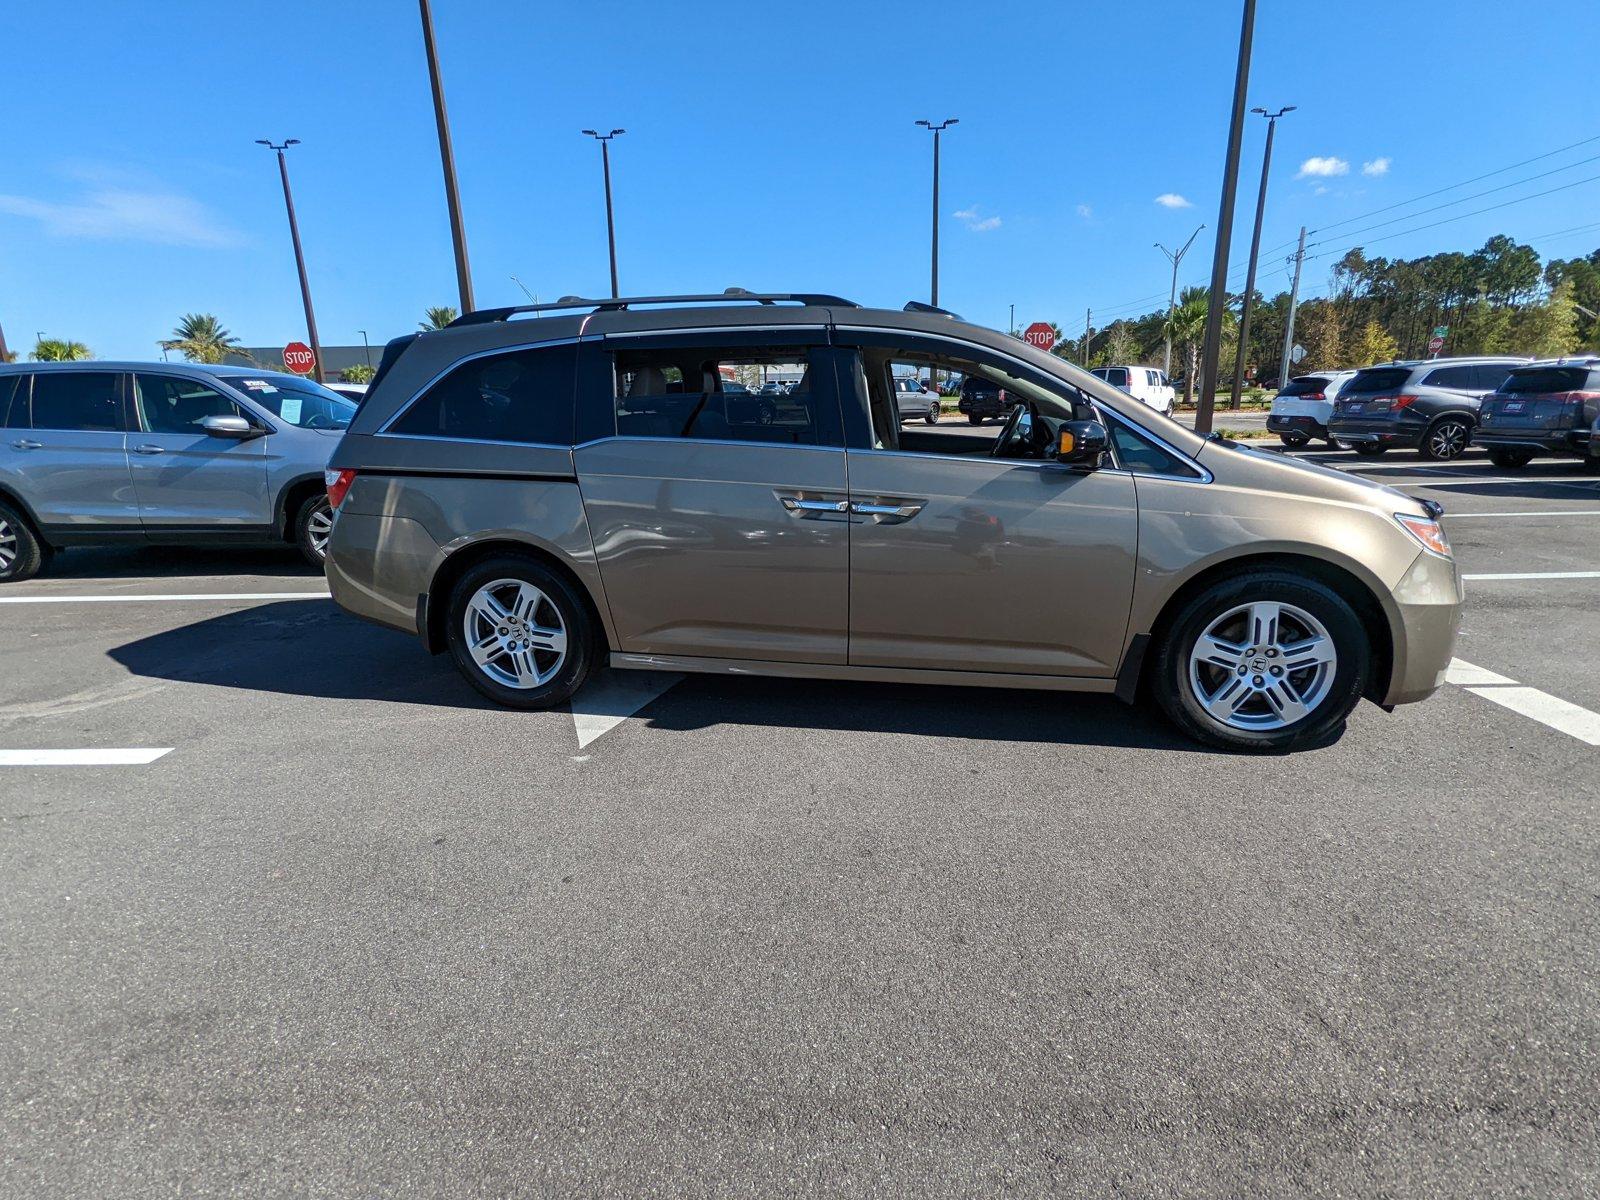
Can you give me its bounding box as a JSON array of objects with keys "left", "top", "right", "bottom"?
[
  {"left": 448, "top": 288, "right": 860, "bottom": 327},
  {"left": 903, "top": 300, "right": 964, "bottom": 320}
]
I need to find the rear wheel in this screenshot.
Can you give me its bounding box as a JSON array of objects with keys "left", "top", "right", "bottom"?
[
  {"left": 295, "top": 493, "right": 334, "bottom": 568},
  {"left": 1279, "top": 432, "right": 1311, "bottom": 449},
  {"left": 1486, "top": 447, "right": 1535, "bottom": 469},
  {"left": 1151, "top": 571, "right": 1370, "bottom": 752},
  {"left": 1352, "top": 442, "right": 1387, "bottom": 458},
  {"left": 0, "top": 500, "right": 46, "bottom": 583},
  {"left": 445, "top": 556, "right": 596, "bottom": 709},
  {"left": 968, "top": 413, "right": 983, "bottom": 425},
  {"left": 1419, "top": 416, "right": 1472, "bottom": 462},
  {"left": 925, "top": 401, "right": 940, "bottom": 425}
]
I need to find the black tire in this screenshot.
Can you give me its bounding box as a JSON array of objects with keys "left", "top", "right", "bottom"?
[
  {"left": 445, "top": 555, "right": 596, "bottom": 710},
  {"left": 294, "top": 493, "right": 334, "bottom": 569},
  {"left": 1279, "top": 432, "right": 1311, "bottom": 449},
  {"left": 0, "top": 499, "right": 46, "bottom": 583},
  {"left": 1486, "top": 447, "right": 1535, "bottom": 469},
  {"left": 1150, "top": 570, "right": 1370, "bottom": 753},
  {"left": 1352, "top": 442, "right": 1387, "bottom": 458},
  {"left": 925, "top": 401, "right": 940, "bottom": 425},
  {"left": 1419, "top": 415, "right": 1472, "bottom": 462},
  {"left": 968, "top": 413, "right": 983, "bottom": 425}
]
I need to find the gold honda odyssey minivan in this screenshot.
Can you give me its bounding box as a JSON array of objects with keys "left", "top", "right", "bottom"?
[{"left": 323, "top": 292, "right": 1462, "bottom": 751}]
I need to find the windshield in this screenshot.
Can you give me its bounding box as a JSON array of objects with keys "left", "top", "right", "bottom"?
[
  {"left": 230, "top": 376, "right": 358, "bottom": 429},
  {"left": 1343, "top": 367, "right": 1413, "bottom": 395}
]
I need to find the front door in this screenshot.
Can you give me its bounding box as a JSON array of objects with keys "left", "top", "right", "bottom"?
[
  {"left": 574, "top": 333, "right": 850, "bottom": 664},
  {"left": 835, "top": 337, "right": 1139, "bottom": 677},
  {"left": 1, "top": 371, "right": 139, "bottom": 532},
  {"left": 128, "top": 373, "right": 271, "bottom": 530}
]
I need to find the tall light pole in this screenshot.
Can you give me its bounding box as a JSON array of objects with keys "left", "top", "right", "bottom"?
[
  {"left": 582, "top": 129, "right": 625, "bottom": 298},
  {"left": 358, "top": 329, "right": 372, "bottom": 368},
  {"left": 1229, "top": 104, "right": 1295, "bottom": 408},
  {"left": 419, "top": 0, "right": 475, "bottom": 314},
  {"left": 1156, "top": 224, "right": 1205, "bottom": 378},
  {"left": 916, "top": 118, "right": 958, "bottom": 307},
  {"left": 255, "top": 139, "right": 325, "bottom": 384},
  {"left": 1196, "top": 0, "right": 1257, "bottom": 435}
]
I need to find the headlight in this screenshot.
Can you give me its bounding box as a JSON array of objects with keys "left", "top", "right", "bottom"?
[{"left": 1395, "top": 512, "right": 1451, "bottom": 557}]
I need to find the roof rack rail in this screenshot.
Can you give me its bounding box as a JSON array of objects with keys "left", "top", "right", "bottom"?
[
  {"left": 903, "top": 300, "right": 964, "bottom": 320},
  {"left": 448, "top": 288, "right": 860, "bottom": 327}
]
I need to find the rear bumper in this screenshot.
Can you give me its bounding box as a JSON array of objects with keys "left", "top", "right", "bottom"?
[
  {"left": 958, "top": 398, "right": 1008, "bottom": 417},
  {"left": 1266, "top": 414, "right": 1328, "bottom": 438},
  {"left": 1475, "top": 428, "right": 1591, "bottom": 455},
  {"left": 1327, "top": 418, "right": 1425, "bottom": 449},
  {"left": 1383, "top": 550, "right": 1464, "bottom": 706}
]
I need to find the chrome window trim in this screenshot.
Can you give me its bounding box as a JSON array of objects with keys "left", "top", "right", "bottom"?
[
  {"left": 573, "top": 435, "right": 846, "bottom": 455},
  {"left": 373, "top": 431, "right": 573, "bottom": 451},
  {"left": 833, "top": 323, "right": 1213, "bottom": 484},
  {"left": 375, "top": 335, "right": 584, "bottom": 436}
]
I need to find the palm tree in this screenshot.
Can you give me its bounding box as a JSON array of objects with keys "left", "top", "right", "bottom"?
[
  {"left": 420, "top": 306, "right": 459, "bottom": 331},
  {"left": 1163, "top": 287, "right": 1212, "bottom": 406},
  {"left": 33, "top": 338, "right": 93, "bottom": 362},
  {"left": 161, "top": 313, "right": 248, "bottom": 364}
]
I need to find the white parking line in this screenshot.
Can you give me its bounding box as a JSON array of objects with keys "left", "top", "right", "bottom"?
[
  {"left": 0, "top": 748, "right": 173, "bottom": 766},
  {"left": 1447, "top": 658, "right": 1600, "bottom": 747},
  {"left": 1465, "top": 579, "right": 1600, "bottom": 588},
  {"left": 0, "top": 591, "right": 329, "bottom": 605},
  {"left": 1446, "top": 511, "right": 1600, "bottom": 518}
]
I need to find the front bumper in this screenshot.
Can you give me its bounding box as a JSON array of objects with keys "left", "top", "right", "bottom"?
[{"left": 1383, "top": 549, "right": 1464, "bottom": 706}]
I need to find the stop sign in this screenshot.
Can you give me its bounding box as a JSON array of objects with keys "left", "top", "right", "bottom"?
[
  {"left": 1023, "top": 322, "right": 1056, "bottom": 352},
  {"left": 1427, "top": 335, "right": 1445, "bottom": 354},
  {"left": 283, "top": 342, "right": 316, "bottom": 375}
]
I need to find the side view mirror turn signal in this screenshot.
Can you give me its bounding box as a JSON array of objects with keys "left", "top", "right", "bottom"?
[{"left": 1056, "top": 420, "right": 1109, "bottom": 467}]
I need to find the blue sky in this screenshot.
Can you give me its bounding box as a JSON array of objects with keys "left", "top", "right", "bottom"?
[{"left": 4, "top": 0, "right": 1599, "bottom": 360}]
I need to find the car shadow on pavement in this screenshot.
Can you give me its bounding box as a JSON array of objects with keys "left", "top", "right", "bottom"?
[
  {"left": 107, "top": 600, "right": 492, "bottom": 709},
  {"left": 44, "top": 544, "right": 322, "bottom": 582}
]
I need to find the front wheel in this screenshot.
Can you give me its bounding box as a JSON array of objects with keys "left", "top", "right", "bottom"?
[
  {"left": 1279, "top": 432, "right": 1311, "bottom": 449},
  {"left": 926, "top": 401, "right": 940, "bottom": 425},
  {"left": 445, "top": 556, "right": 596, "bottom": 709},
  {"left": 1419, "top": 416, "right": 1472, "bottom": 462},
  {"left": 1150, "top": 571, "right": 1369, "bottom": 752},
  {"left": 967, "top": 413, "right": 983, "bottom": 425},
  {"left": 1486, "top": 447, "right": 1534, "bottom": 469}
]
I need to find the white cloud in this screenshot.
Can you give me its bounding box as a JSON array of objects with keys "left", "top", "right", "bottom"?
[
  {"left": 1154, "top": 193, "right": 1193, "bottom": 209},
  {"left": 1076, "top": 203, "right": 1093, "bottom": 219},
  {"left": 1296, "top": 156, "right": 1350, "bottom": 179},
  {"left": 1362, "top": 157, "right": 1391, "bottom": 177},
  {"left": 0, "top": 182, "right": 243, "bottom": 248},
  {"left": 1314, "top": 185, "right": 1330, "bottom": 196},
  {"left": 953, "top": 206, "right": 1001, "bottom": 232}
]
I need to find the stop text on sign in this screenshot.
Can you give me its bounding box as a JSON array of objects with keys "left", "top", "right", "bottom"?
[
  {"left": 283, "top": 342, "right": 316, "bottom": 374},
  {"left": 1023, "top": 322, "right": 1056, "bottom": 352}
]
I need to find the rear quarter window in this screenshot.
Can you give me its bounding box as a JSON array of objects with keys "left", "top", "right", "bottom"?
[
  {"left": 1420, "top": 365, "right": 1479, "bottom": 390},
  {"left": 386, "top": 343, "right": 578, "bottom": 445}
]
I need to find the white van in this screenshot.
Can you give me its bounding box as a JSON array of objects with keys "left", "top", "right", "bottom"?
[
  {"left": 1090, "top": 365, "right": 1175, "bottom": 417},
  {"left": 1267, "top": 370, "right": 1358, "bottom": 447}
]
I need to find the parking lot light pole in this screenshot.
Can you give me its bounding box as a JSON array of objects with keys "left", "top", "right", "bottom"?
[
  {"left": 419, "top": 0, "right": 475, "bottom": 315},
  {"left": 582, "top": 129, "right": 625, "bottom": 298},
  {"left": 916, "top": 119, "right": 958, "bottom": 307},
  {"left": 1156, "top": 224, "right": 1205, "bottom": 378},
  {"left": 255, "top": 139, "right": 325, "bottom": 384},
  {"left": 359, "top": 330, "right": 372, "bottom": 368},
  {"left": 1229, "top": 104, "right": 1295, "bottom": 408},
  {"left": 1196, "top": 0, "right": 1257, "bottom": 435}
]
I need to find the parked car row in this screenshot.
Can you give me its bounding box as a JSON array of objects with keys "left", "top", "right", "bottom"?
[{"left": 1269, "top": 355, "right": 1600, "bottom": 465}]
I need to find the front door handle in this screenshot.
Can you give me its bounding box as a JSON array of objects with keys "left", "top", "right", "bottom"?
[
  {"left": 133, "top": 444, "right": 166, "bottom": 455},
  {"left": 849, "top": 500, "right": 925, "bottom": 521},
  {"left": 778, "top": 495, "right": 848, "bottom": 516},
  {"left": 10, "top": 439, "right": 43, "bottom": 451}
]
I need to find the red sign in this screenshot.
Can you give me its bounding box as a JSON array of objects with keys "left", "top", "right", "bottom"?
[
  {"left": 283, "top": 342, "right": 316, "bottom": 375},
  {"left": 1023, "top": 322, "right": 1056, "bottom": 352},
  {"left": 1427, "top": 335, "right": 1445, "bottom": 354}
]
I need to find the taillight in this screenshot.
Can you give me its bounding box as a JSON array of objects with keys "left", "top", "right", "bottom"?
[
  {"left": 1304, "top": 392, "right": 1325, "bottom": 402},
  {"left": 1558, "top": 390, "right": 1600, "bottom": 407},
  {"left": 1392, "top": 394, "right": 1420, "bottom": 409},
  {"left": 325, "top": 468, "right": 356, "bottom": 509}
]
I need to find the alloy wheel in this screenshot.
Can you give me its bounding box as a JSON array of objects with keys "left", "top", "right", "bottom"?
[
  {"left": 462, "top": 578, "right": 569, "bottom": 690},
  {"left": 1187, "top": 600, "right": 1337, "bottom": 731},
  {"left": 1428, "top": 420, "right": 1469, "bottom": 460},
  {"left": 306, "top": 505, "right": 334, "bottom": 559},
  {"left": 0, "top": 517, "right": 14, "bottom": 574}
]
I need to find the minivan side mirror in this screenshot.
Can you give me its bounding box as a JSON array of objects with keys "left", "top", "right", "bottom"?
[
  {"left": 1056, "top": 420, "right": 1109, "bottom": 467},
  {"left": 200, "top": 414, "right": 260, "bottom": 439}
]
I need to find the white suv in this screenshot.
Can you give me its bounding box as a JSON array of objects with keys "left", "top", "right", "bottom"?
[
  {"left": 1090, "top": 365, "right": 1175, "bottom": 416},
  {"left": 1267, "top": 370, "right": 1358, "bottom": 448}
]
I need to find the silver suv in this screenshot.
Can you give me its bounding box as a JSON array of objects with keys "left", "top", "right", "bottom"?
[
  {"left": 324, "top": 291, "right": 1463, "bottom": 752},
  {"left": 0, "top": 362, "right": 355, "bottom": 582}
]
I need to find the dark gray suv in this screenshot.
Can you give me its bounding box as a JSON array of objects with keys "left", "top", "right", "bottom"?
[
  {"left": 1475, "top": 357, "right": 1600, "bottom": 467},
  {"left": 0, "top": 362, "right": 355, "bottom": 582},
  {"left": 1327, "top": 356, "right": 1529, "bottom": 460}
]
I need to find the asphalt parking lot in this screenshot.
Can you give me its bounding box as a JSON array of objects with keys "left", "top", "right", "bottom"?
[{"left": 3, "top": 445, "right": 1598, "bottom": 1197}]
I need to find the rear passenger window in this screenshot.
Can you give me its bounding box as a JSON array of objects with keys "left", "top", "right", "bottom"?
[
  {"left": 0, "top": 376, "right": 19, "bottom": 427},
  {"left": 27, "top": 372, "right": 124, "bottom": 431},
  {"left": 388, "top": 343, "right": 577, "bottom": 444},
  {"left": 613, "top": 346, "right": 837, "bottom": 446}
]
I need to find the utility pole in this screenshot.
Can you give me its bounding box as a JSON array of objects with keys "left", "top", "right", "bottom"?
[
  {"left": 0, "top": 321, "right": 9, "bottom": 363},
  {"left": 1278, "top": 226, "right": 1307, "bottom": 388},
  {"left": 255, "top": 139, "right": 325, "bottom": 384},
  {"left": 1196, "top": 0, "right": 1257, "bottom": 435},
  {"left": 1083, "top": 307, "right": 1092, "bottom": 365},
  {"left": 582, "top": 129, "right": 625, "bottom": 298},
  {"left": 1156, "top": 224, "right": 1206, "bottom": 378},
  {"left": 1009, "top": 303, "right": 1015, "bottom": 335},
  {"left": 1229, "top": 105, "right": 1295, "bottom": 408},
  {"left": 916, "top": 119, "right": 958, "bottom": 306},
  {"left": 419, "top": 0, "right": 475, "bottom": 314}
]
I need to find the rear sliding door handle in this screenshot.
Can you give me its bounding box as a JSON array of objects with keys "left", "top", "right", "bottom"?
[
  {"left": 132, "top": 444, "right": 167, "bottom": 455},
  {"left": 778, "top": 495, "right": 848, "bottom": 516},
  {"left": 849, "top": 500, "right": 925, "bottom": 521},
  {"left": 10, "top": 439, "right": 43, "bottom": 451}
]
